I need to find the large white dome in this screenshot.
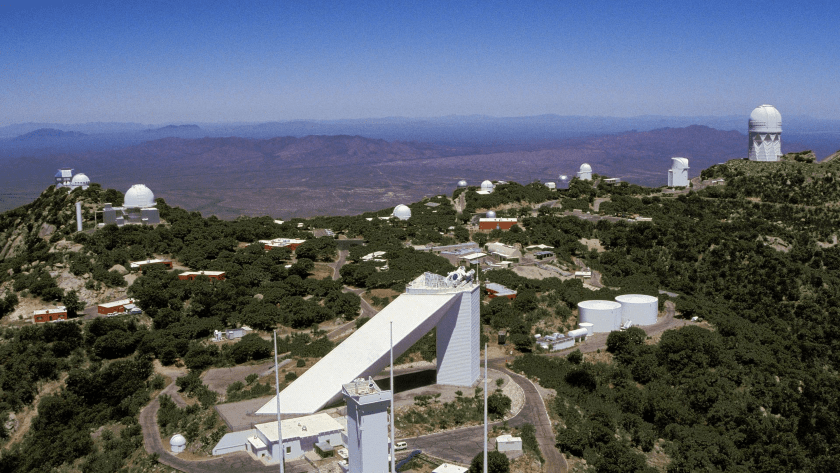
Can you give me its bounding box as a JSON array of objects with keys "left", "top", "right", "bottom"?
[
  {"left": 124, "top": 184, "right": 155, "bottom": 208},
  {"left": 579, "top": 163, "right": 592, "bottom": 173},
  {"left": 671, "top": 158, "right": 689, "bottom": 170},
  {"left": 392, "top": 204, "right": 411, "bottom": 220},
  {"left": 170, "top": 434, "right": 186, "bottom": 447},
  {"left": 457, "top": 180, "right": 468, "bottom": 188},
  {"left": 749, "top": 105, "right": 782, "bottom": 133},
  {"left": 480, "top": 180, "right": 494, "bottom": 191},
  {"left": 70, "top": 173, "right": 90, "bottom": 189}
]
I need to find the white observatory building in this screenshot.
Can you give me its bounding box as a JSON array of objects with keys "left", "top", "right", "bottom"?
[
  {"left": 392, "top": 204, "right": 412, "bottom": 221},
  {"left": 54, "top": 168, "right": 90, "bottom": 190},
  {"left": 457, "top": 180, "right": 468, "bottom": 188},
  {"left": 477, "top": 180, "right": 494, "bottom": 195},
  {"left": 103, "top": 184, "right": 160, "bottom": 226},
  {"left": 667, "top": 158, "right": 689, "bottom": 187},
  {"left": 577, "top": 164, "right": 593, "bottom": 181},
  {"left": 749, "top": 105, "right": 782, "bottom": 161},
  {"left": 557, "top": 174, "right": 571, "bottom": 189}
]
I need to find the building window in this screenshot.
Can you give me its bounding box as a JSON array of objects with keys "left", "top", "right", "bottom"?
[{"left": 286, "top": 446, "right": 291, "bottom": 454}]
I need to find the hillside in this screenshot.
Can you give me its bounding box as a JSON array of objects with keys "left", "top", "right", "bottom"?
[{"left": 3, "top": 158, "right": 840, "bottom": 470}]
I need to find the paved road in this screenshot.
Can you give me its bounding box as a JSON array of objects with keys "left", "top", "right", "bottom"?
[
  {"left": 139, "top": 381, "right": 313, "bottom": 473},
  {"left": 405, "top": 359, "right": 567, "bottom": 471}
]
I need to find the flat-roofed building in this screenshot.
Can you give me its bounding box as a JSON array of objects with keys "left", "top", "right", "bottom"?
[
  {"left": 486, "top": 242, "right": 522, "bottom": 260},
  {"left": 485, "top": 282, "right": 517, "bottom": 300},
  {"left": 478, "top": 218, "right": 518, "bottom": 231},
  {"left": 259, "top": 238, "right": 306, "bottom": 252},
  {"left": 98, "top": 298, "right": 135, "bottom": 315},
  {"left": 129, "top": 259, "right": 173, "bottom": 270},
  {"left": 178, "top": 271, "right": 226, "bottom": 281},
  {"left": 33, "top": 308, "right": 67, "bottom": 323},
  {"left": 247, "top": 413, "right": 344, "bottom": 462}
]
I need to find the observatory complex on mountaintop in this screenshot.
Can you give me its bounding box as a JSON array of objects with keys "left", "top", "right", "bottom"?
[
  {"left": 749, "top": 104, "right": 782, "bottom": 161},
  {"left": 54, "top": 168, "right": 90, "bottom": 190}
]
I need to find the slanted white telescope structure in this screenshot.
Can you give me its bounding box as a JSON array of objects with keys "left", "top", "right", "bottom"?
[
  {"left": 667, "top": 158, "right": 689, "bottom": 187},
  {"left": 258, "top": 267, "right": 480, "bottom": 416},
  {"left": 749, "top": 105, "right": 782, "bottom": 161},
  {"left": 615, "top": 294, "right": 658, "bottom": 326}
]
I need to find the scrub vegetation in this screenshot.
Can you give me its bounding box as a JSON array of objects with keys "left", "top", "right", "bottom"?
[{"left": 4, "top": 155, "right": 840, "bottom": 470}]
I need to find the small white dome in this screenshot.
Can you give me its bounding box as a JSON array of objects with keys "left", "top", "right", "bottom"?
[
  {"left": 558, "top": 174, "right": 569, "bottom": 181},
  {"left": 749, "top": 105, "right": 782, "bottom": 133},
  {"left": 69, "top": 173, "right": 90, "bottom": 189},
  {"left": 170, "top": 434, "right": 186, "bottom": 447},
  {"left": 579, "top": 163, "right": 592, "bottom": 173},
  {"left": 671, "top": 157, "right": 689, "bottom": 170},
  {"left": 392, "top": 204, "right": 411, "bottom": 220},
  {"left": 486, "top": 210, "right": 497, "bottom": 218},
  {"left": 480, "top": 180, "right": 494, "bottom": 191},
  {"left": 124, "top": 184, "right": 155, "bottom": 208},
  {"left": 457, "top": 180, "right": 468, "bottom": 188}
]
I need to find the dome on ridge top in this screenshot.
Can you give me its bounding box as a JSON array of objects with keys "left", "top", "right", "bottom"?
[
  {"left": 392, "top": 204, "right": 411, "bottom": 220},
  {"left": 124, "top": 184, "right": 155, "bottom": 208}
]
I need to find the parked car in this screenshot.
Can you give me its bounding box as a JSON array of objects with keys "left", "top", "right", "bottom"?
[{"left": 395, "top": 441, "right": 407, "bottom": 451}]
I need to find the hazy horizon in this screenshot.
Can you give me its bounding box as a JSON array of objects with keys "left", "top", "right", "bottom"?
[{"left": 2, "top": 0, "right": 837, "bottom": 126}]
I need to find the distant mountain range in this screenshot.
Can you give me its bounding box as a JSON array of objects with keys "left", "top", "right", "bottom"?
[
  {"left": 0, "top": 124, "right": 824, "bottom": 219},
  {"left": 12, "top": 128, "right": 88, "bottom": 140}
]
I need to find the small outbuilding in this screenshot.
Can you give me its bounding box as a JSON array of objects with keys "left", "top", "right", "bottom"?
[{"left": 496, "top": 434, "right": 523, "bottom": 452}]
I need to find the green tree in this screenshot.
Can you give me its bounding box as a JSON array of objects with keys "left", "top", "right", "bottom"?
[
  {"left": 468, "top": 450, "right": 510, "bottom": 473},
  {"left": 62, "top": 290, "right": 85, "bottom": 318}
]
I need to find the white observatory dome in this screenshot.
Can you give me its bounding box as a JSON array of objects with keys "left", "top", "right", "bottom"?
[
  {"left": 577, "top": 164, "right": 593, "bottom": 181},
  {"left": 392, "top": 204, "right": 411, "bottom": 221},
  {"left": 579, "top": 163, "right": 592, "bottom": 173},
  {"left": 486, "top": 210, "right": 497, "bottom": 218},
  {"left": 671, "top": 158, "right": 689, "bottom": 170},
  {"left": 457, "top": 180, "right": 468, "bottom": 188},
  {"left": 69, "top": 173, "right": 90, "bottom": 190},
  {"left": 749, "top": 105, "right": 782, "bottom": 133},
  {"left": 170, "top": 434, "right": 186, "bottom": 453},
  {"left": 124, "top": 184, "right": 156, "bottom": 208},
  {"left": 480, "top": 180, "right": 494, "bottom": 191}
]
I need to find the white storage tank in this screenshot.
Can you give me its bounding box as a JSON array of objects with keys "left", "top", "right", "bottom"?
[
  {"left": 578, "top": 300, "right": 622, "bottom": 333},
  {"left": 615, "top": 294, "right": 658, "bottom": 326},
  {"left": 579, "top": 322, "right": 594, "bottom": 336}
]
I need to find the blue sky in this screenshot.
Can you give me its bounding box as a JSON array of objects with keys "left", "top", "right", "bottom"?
[{"left": 1, "top": 0, "right": 837, "bottom": 125}]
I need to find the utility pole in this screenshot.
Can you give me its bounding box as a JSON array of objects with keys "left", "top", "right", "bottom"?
[{"left": 274, "top": 331, "right": 285, "bottom": 473}]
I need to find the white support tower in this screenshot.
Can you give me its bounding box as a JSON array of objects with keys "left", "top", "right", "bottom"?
[
  {"left": 667, "top": 157, "right": 689, "bottom": 187},
  {"left": 749, "top": 105, "right": 782, "bottom": 161},
  {"left": 343, "top": 378, "right": 391, "bottom": 473}
]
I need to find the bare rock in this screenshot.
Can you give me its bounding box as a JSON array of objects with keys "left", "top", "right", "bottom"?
[
  {"left": 109, "top": 264, "right": 128, "bottom": 275},
  {"left": 38, "top": 223, "right": 56, "bottom": 238}
]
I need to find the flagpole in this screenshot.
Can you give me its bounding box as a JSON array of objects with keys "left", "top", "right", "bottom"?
[
  {"left": 390, "top": 321, "right": 396, "bottom": 473},
  {"left": 274, "top": 331, "right": 284, "bottom": 473},
  {"left": 484, "top": 342, "right": 488, "bottom": 473}
]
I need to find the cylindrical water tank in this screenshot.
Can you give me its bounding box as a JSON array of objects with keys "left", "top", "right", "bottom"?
[
  {"left": 615, "top": 294, "right": 658, "bottom": 326},
  {"left": 578, "top": 300, "right": 622, "bottom": 333},
  {"left": 579, "top": 322, "right": 594, "bottom": 336},
  {"left": 567, "top": 328, "right": 588, "bottom": 339}
]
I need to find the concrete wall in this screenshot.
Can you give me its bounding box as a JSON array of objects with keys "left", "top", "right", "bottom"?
[{"left": 436, "top": 285, "right": 480, "bottom": 386}]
